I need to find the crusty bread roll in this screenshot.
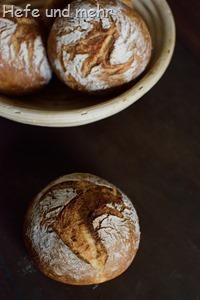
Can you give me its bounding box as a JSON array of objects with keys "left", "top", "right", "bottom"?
[
  {"left": 0, "top": 5, "right": 52, "bottom": 96},
  {"left": 24, "top": 173, "right": 140, "bottom": 285},
  {"left": 47, "top": 0, "right": 152, "bottom": 94}
]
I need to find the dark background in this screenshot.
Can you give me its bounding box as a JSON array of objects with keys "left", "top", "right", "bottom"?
[{"left": 0, "top": 1, "right": 200, "bottom": 299}]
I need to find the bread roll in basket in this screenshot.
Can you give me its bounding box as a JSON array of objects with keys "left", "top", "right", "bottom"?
[
  {"left": 0, "top": 0, "right": 175, "bottom": 127},
  {"left": 47, "top": 0, "right": 152, "bottom": 94},
  {"left": 0, "top": 0, "right": 152, "bottom": 95},
  {"left": 0, "top": 3, "right": 52, "bottom": 95}
]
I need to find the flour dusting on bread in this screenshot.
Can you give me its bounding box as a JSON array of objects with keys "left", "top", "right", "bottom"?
[
  {"left": 0, "top": 5, "right": 52, "bottom": 95},
  {"left": 24, "top": 173, "right": 140, "bottom": 285},
  {"left": 48, "top": 0, "right": 152, "bottom": 93}
]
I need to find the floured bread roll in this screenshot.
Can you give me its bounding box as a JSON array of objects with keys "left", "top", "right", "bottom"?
[
  {"left": 24, "top": 173, "right": 140, "bottom": 285},
  {"left": 48, "top": 0, "right": 152, "bottom": 94},
  {"left": 0, "top": 5, "right": 52, "bottom": 96}
]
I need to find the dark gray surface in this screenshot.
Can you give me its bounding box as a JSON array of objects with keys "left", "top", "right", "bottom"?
[{"left": 0, "top": 41, "right": 200, "bottom": 299}]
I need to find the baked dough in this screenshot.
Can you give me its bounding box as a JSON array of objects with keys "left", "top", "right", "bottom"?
[
  {"left": 47, "top": 0, "right": 152, "bottom": 94},
  {"left": 24, "top": 173, "right": 140, "bottom": 285},
  {"left": 0, "top": 5, "right": 52, "bottom": 95}
]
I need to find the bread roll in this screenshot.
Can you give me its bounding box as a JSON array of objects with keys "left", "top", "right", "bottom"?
[
  {"left": 24, "top": 173, "right": 140, "bottom": 285},
  {"left": 47, "top": 0, "right": 152, "bottom": 94},
  {"left": 0, "top": 5, "right": 52, "bottom": 96}
]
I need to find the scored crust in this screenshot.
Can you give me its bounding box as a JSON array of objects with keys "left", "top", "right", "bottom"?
[
  {"left": 24, "top": 173, "right": 140, "bottom": 285},
  {"left": 47, "top": 0, "right": 152, "bottom": 94}
]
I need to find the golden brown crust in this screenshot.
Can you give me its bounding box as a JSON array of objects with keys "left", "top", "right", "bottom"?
[
  {"left": 24, "top": 173, "right": 140, "bottom": 285},
  {"left": 47, "top": 0, "right": 152, "bottom": 94},
  {"left": 0, "top": 5, "right": 52, "bottom": 96}
]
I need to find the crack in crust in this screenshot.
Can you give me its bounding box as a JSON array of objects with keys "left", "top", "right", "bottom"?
[
  {"left": 48, "top": 0, "right": 152, "bottom": 93},
  {"left": 0, "top": 5, "right": 51, "bottom": 94},
  {"left": 0, "top": 8, "right": 39, "bottom": 67},
  {"left": 58, "top": 17, "right": 136, "bottom": 79},
  {"left": 40, "top": 180, "right": 129, "bottom": 271}
]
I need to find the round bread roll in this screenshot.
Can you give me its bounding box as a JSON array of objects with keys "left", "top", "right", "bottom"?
[
  {"left": 0, "top": 5, "right": 52, "bottom": 96},
  {"left": 24, "top": 173, "right": 140, "bottom": 285},
  {"left": 47, "top": 0, "right": 152, "bottom": 94}
]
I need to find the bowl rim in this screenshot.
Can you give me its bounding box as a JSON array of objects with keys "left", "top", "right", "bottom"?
[{"left": 0, "top": 0, "right": 176, "bottom": 127}]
